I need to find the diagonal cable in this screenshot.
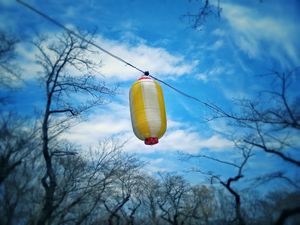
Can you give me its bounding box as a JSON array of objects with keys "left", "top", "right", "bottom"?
[{"left": 16, "top": 0, "right": 229, "bottom": 117}]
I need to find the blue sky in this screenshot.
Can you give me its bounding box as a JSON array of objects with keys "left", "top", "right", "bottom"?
[{"left": 1, "top": 0, "right": 300, "bottom": 190}]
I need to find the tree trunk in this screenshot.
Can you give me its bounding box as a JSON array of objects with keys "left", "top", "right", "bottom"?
[{"left": 35, "top": 97, "right": 57, "bottom": 225}]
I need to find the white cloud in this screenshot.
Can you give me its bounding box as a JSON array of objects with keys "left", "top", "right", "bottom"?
[
  {"left": 195, "top": 66, "right": 228, "bottom": 82},
  {"left": 94, "top": 35, "right": 199, "bottom": 80},
  {"left": 63, "top": 101, "right": 132, "bottom": 144},
  {"left": 15, "top": 42, "right": 43, "bottom": 79},
  {"left": 15, "top": 32, "right": 198, "bottom": 82},
  {"left": 142, "top": 158, "right": 170, "bottom": 175},
  {"left": 208, "top": 119, "right": 232, "bottom": 134},
  {"left": 63, "top": 100, "right": 233, "bottom": 154},
  {"left": 212, "top": 28, "right": 225, "bottom": 37},
  {"left": 195, "top": 73, "right": 208, "bottom": 82},
  {"left": 154, "top": 130, "right": 233, "bottom": 153},
  {"left": 210, "top": 40, "right": 224, "bottom": 50},
  {"left": 223, "top": 3, "right": 300, "bottom": 67}
]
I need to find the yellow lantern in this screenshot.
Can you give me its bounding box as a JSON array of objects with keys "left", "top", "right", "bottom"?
[{"left": 129, "top": 74, "right": 167, "bottom": 145}]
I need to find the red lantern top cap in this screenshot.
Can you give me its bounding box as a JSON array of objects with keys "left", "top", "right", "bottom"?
[{"left": 138, "top": 76, "right": 152, "bottom": 80}]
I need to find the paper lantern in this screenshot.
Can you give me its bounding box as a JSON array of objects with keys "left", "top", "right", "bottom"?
[{"left": 129, "top": 75, "right": 167, "bottom": 145}]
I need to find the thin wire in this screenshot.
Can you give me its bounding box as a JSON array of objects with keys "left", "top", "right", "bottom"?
[
  {"left": 16, "top": 0, "right": 145, "bottom": 74},
  {"left": 16, "top": 0, "right": 229, "bottom": 116},
  {"left": 149, "top": 75, "right": 229, "bottom": 115}
]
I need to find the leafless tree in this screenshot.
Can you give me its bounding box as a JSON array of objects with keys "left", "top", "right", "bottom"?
[
  {"left": 183, "top": 0, "right": 221, "bottom": 29},
  {"left": 180, "top": 68, "right": 299, "bottom": 224},
  {"left": 237, "top": 70, "right": 300, "bottom": 167},
  {"left": 214, "top": 189, "right": 237, "bottom": 224},
  {"left": 184, "top": 142, "right": 253, "bottom": 225},
  {"left": 157, "top": 173, "right": 190, "bottom": 225},
  {"left": 43, "top": 140, "right": 139, "bottom": 225},
  {"left": 0, "top": 112, "right": 39, "bottom": 184},
  {"left": 103, "top": 152, "right": 143, "bottom": 225},
  {"left": 141, "top": 175, "right": 161, "bottom": 225},
  {"left": 215, "top": 69, "right": 300, "bottom": 224},
  {"left": 0, "top": 30, "right": 20, "bottom": 89},
  {"left": 139, "top": 175, "right": 219, "bottom": 225},
  {"left": 32, "top": 30, "right": 116, "bottom": 225},
  {"left": 183, "top": 0, "right": 264, "bottom": 29},
  {"left": 0, "top": 117, "right": 42, "bottom": 225},
  {"left": 182, "top": 185, "right": 218, "bottom": 225},
  {"left": 0, "top": 159, "right": 39, "bottom": 225},
  {"left": 120, "top": 174, "right": 145, "bottom": 225},
  {"left": 255, "top": 190, "right": 300, "bottom": 225}
]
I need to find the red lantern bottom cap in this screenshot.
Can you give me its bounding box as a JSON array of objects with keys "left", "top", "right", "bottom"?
[{"left": 145, "top": 137, "right": 159, "bottom": 145}]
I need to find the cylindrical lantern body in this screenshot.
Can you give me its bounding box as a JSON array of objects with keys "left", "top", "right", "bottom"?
[{"left": 129, "top": 76, "right": 167, "bottom": 145}]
